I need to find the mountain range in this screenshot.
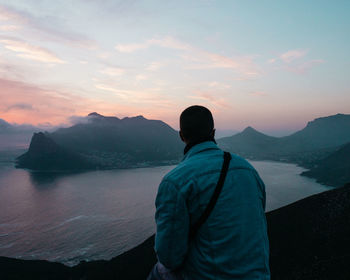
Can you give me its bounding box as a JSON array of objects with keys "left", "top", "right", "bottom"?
[
  {"left": 16, "top": 113, "right": 184, "bottom": 170},
  {"left": 217, "top": 113, "right": 350, "bottom": 163},
  {"left": 14, "top": 113, "right": 350, "bottom": 186}
]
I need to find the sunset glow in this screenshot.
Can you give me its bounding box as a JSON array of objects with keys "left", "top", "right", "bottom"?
[{"left": 0, "top": 1, "right": 349, "bottom": 135}]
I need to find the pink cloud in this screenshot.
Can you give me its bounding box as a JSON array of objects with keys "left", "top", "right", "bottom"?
[
  {"left": 207, "top": 81, "right": 231, "bottom": 89},
  {"left": 94, "top": 82, "right": 175, "bottom": 107},
  {"left": 279, "top": 49, "right": 308, "bottom": 63},
  {"left": 115, "top": 36, "right": 261, "bottom": 79},
  {"left": 115, "top": 36, "right": 191, "bottom": 53},
  {"left": 0, "top": 77, "right": 175, "bottom": 126},
  {"left": 189, "top": 90, "right": 231, "bottom": 109},
  {"left": 0, "top": 24, "right": 20, "bottom": 31},
  {"left": 250, "top": 91, "right": 267, "bottom": 97},
  {"left": 267, "top": 58, "right": 276, "bottom": 64},
  {"left": 5, "top": 102, "right": 35, "bottom": 112},
  {"left": 269, "top": 49, "right": 324, "bottom": 74},
  {"left": 0, "top": 78, "right": 88, "bottom": 124},
  {"left": 0, "top": 37, "right": 65, "bottom": 64},
  {"left": 285, "top": 59, "right": 325, "bottom": 74},
  {"left": 146, "top": 61, "right": 164, "bottom": 71},
  {"left": 0, "top": 4, "right": 96, "bottom": 49},
  {"left": 99, "top": 67, "right": 125, "bottom": 77}
]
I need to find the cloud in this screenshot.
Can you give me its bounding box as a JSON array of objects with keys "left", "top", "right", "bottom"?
[
  {"left": 279, "top": 49, "right": 308, "bottom": 63},
  {"left": 250, "top": 91, "right": 267, "bottom": 97},
  {"left": 146, "top": 61, "right": 163, "bottom": 71},
  {"left": 94, "top": 82, "right": 175, "bottom": 108},
  {"left": 0, "top": 4, "right": 96, "bottom": 49},
  {"left": 115, "top": 36, "right": 190, "bottom": 53},
  {"left": 0, "top": 78, "right": 91, "bottom": 125},
  {"left": 286, "top": 59, "right": 324, "bottom": 74},
  {"left": 100, "top": 67, "right": 125, "bottom": 76},
  {"left": 0, "top": 5, "right": 24, "bottom": 21},
  {"left": 184, "top": 52, "right": 260, "bottom": 78},
  {"left": 150, "top": 36, "right": 190, "bottom": 50},
  {"left": 0, "top": 75, "right": 176, "bottom": 127},
  {"left": 115, "top": 42, "right": 150, "bottom": 53},
  {"left": 116, "top": 36, "right": 260, "bottom": 78},
  {"left": 135, "top": 74, "right": 147, "bottom": 80},
  {"left": 0, "top": 37, "right": 65, "bottom": 64},
  {"left": 189, "top": 90, "right": 231, "bottom": 108},
  {"left": 0, "top": 24, "right": 20, "bottom": 31},
  {"left": 94, "top": 83, "right": 129, "bottom": 98},
  {"left": 68, "top": 115, "right": 92, "bottom": 125},
  {"left": 269, "top": 49, "right": 324, "bottom": 74},
  {"left": 5, "top": 103, "right": 35, "bottom": 111},
  {"left": 207, "top": 81, "right": 231, "bottom": 89}
]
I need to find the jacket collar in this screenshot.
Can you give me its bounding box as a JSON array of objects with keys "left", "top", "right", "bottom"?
[{"left": 182, "top": 141, "right": 220, "bottom": 161}]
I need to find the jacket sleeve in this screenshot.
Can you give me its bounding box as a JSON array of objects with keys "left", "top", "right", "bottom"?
[
  {"left": 254, "top": 170, "right": 266, "bottom": 211},
  {"left": 154, "top": 179, "right": 189, "bottom": 270}
]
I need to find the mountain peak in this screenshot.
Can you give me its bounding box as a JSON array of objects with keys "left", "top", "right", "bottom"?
[
  {"left": 0, "top": 118, "right": 12, "bottom": 130},
  {"left": 242, "top": 126, "right": 259, "bottom": 134},
  {"left": 237, "top": 126, "right": 277, "bottom": 140},
  {"left": 243, "top": 126, "right": 256, "bottom": 131},
  {"left": 88, "top": 112, "right": 103, "bottom": 117},
  {"left": 121, "top": 115, "right": 147, "bottom": 122},
  {"left": 134, "top": 115, "right": 146, "bottom": 120}
]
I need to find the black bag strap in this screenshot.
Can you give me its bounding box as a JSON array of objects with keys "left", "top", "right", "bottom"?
[{"left": 189, "top": 151, "right": 232, "bottom": 239}]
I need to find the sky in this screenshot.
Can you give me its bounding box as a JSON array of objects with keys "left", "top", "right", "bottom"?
[{"left": 0, "top": 0, "right": 349, "bottom": 135}]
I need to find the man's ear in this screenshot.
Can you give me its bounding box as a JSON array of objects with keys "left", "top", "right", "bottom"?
[
  {"left": 211, "top": 129, "right": 216, "bottom": 138},
  {"left": 179, "top": 131, "right": 185, "bottom": 142}
]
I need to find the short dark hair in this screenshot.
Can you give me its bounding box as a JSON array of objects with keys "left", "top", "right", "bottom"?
[{"left": 180, "top": 105, "right": 214, "bottom": 142}]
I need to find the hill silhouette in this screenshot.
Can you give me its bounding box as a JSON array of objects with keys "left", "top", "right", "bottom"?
[
  {"left": 279, "top": 113, "right": 350, "bottom": 152},
  {"left": 218, "top": 126, "right": 280, "bottom": 159},
  {"left": 16, "top": 113, "right": 184, "bottom": 170},
  {"left": 301, "top": 142, "right": 350, "bottom": 187},
  {"left": 217, "top": 113, "right": 350, "bottom": 164},
  {"left": 16, "top": 132, "right": 94, "bottom": 171},
  {"left": 15, "top": 113, "right": 350, "bottom": 178}
]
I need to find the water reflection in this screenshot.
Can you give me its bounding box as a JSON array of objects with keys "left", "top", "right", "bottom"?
[{"left": 29, "top": 171, "right": 83, "bottom": 187}]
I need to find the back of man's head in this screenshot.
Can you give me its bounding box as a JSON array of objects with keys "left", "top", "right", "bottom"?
[{"left": 180, "top": 105, "right": 214, "bottom": 143}]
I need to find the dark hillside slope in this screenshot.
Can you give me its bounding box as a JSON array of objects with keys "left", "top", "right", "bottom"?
[
  {"left": 1, "top": 184, "right": 349, "bottom": 279},
  {"left": 301, "top": 142, "right": 350, "bottom": 187},
  {"left": 268, "top": 183, "right": 350, "bottom": 279},
  {"left": 279, "top": 113, "right": 350, "bottom": 153}
]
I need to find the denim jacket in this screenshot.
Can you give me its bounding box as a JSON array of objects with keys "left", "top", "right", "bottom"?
[{"left": 155, "top": 141, "right": 270, "bottom": 280}]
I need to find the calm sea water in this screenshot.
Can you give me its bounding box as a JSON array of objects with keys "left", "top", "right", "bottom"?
[{"left": 0, "top": 157, "right": 329, "bottom": 266}]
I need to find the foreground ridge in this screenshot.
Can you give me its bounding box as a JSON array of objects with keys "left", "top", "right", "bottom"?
[{"left": 0, "top": 183, "right": 349, "bottom": 279}]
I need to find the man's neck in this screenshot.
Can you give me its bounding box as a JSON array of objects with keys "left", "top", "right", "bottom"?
[{"left": 184, "top": 137, "right": 216, "bottom": 155}]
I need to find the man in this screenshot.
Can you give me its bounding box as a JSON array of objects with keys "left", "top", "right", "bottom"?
[{"left": 149, "top": 105, "right": 270, "bottom": 280}]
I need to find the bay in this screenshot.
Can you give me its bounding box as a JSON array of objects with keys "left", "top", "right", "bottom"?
[{"left": 0, "top": 159, "right": 329, "bottom": 266}]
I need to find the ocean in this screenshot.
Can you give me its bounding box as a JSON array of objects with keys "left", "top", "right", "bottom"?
[{"left": 0, "top": 157, "right": 329, "bottom": 266}]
